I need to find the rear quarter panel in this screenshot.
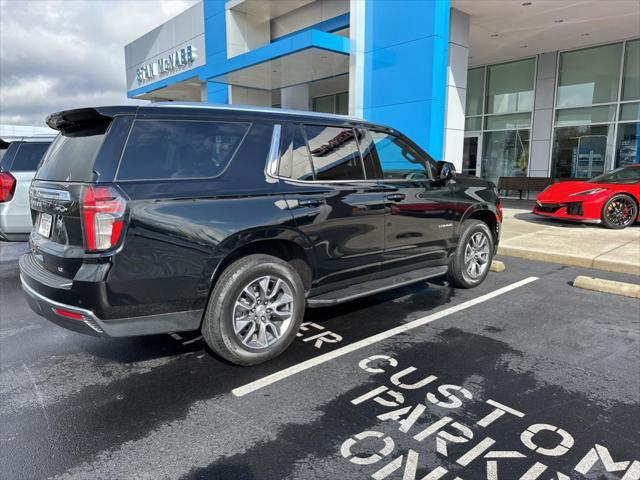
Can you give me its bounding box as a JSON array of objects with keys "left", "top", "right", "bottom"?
[
  {"left": 452, "top": 174, "right": 501, "bottom": 242},
  {"left": 0, "top": 170, "right": 35, "bottom": 235}
]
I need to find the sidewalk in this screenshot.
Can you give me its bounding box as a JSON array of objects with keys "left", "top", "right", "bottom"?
[{"left": 498, "top": 200, "right": 640, "bottom": 276}]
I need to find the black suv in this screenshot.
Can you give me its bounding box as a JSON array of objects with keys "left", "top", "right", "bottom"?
[{"left": 20, "top": 104, "right": 501, "bottom": 365}]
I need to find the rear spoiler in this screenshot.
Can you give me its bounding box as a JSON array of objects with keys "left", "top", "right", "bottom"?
[{"left": 46, "top": 107, "right": 137, "bottom": 136}]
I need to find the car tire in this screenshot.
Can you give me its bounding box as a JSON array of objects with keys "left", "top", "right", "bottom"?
[
  {"left": 447, "top": 220, "right": 494, "bottom": 289},
  {"left": 601, "top": 194, "right": 638, "bottom": 230},
  {"left": 202, "top": 254, "right": 305, "bottom": 366}
]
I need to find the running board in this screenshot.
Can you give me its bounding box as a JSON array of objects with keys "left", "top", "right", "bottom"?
[{"left": 306, "top": 266, "right": 448, "bottom": 308}]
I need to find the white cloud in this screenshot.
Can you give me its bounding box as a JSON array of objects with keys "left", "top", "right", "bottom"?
[{"left": 0, "top": 0, "right": 198, "bottom": 126}]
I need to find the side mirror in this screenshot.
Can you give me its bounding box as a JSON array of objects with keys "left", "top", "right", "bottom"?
[{"left": 437, "top": 161, "right": 456, "bottom": 181}]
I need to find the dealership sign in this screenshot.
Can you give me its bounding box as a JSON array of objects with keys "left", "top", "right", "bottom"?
[{"left": 136, "top": 45, "right": 197, "bottom": 84}]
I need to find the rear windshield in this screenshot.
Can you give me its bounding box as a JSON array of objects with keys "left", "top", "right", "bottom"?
[
  {"left": 116, "top": 120, "right": 250, "bottom": 180},
  {"left": 36, "top": 133, "right": 105, "bottom": 182},
  {"left": 10, "top": 142, "right": 51, "bottom": 171}
]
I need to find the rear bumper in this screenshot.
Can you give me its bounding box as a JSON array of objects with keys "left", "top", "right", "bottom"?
[
  {"left": 19, "top": 253, "right": 203, "bottom": 337},
  {"left": 21, "top": 277, "right": 105, "bottom": 336}
]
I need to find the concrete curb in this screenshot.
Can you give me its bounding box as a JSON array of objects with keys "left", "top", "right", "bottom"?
[
  {"left": 573, "top": 275, "right": 640, "bottom": 298},
  {"left": 497, "top": 245, "right": 640, "bottom": 276}
]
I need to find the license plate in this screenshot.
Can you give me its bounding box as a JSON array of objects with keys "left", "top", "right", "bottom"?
[{"left": 38, "top": 213, "right": 53, "bottom": 238}]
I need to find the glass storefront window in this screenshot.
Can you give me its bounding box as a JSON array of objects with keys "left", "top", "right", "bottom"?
[
  {"left": 465, "top": 116, "right": 482, "bottom": 131},
  {"left": 555, "top": 105, "right": 617, "bottom": 126},
  {"left": 312, "top": 92, "right": 349, "bottom": 115},
  {"left": 552, "top": 125, "right": 615, "bottom": 179},
  {"left": 466, "top": 68, "right": 484, "bottom": 116},
  {"left": 336, "top": 92, "right": 349, "bottom": 115},
  {"left": 485, "top": 113, "right": 531, "bottom": 130},
  {"left": 622, "top": 39, "right": 640, "bottom": 101},
  {"left": 312, "top": 95, "right": 334, "bottom": 114},
  {"left": 485, "top": 59, "right": 535, "bottom": 114},
  {"left": 615, "top": 123, "right": 640, "bottom": 167},
  {"left": 620, "top": 102, "right": 640, "bottom": 122},
  {"left": 556, "top": 43, "right": 622, "bottom": 108},
  {"left": 481, "top": 130, "right": 530, "bottom": 185}
]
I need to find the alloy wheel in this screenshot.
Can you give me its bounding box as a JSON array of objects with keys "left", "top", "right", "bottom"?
[
  {"left": 232, "top": 275, "right": 294, "bottom": 350},
  {"left": 605, "top": 196, "right": 637, "bottom": 228},
  {"left": 464, "top": 231, "right": 490, "bottom": 279}
]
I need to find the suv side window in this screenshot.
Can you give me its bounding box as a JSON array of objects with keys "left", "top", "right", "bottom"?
[
  {"left": 355, "top": 128, "right": 381, "bottom": 179},
  {"left": 278, "top": 124, "right": 314, "bottom": 181},
  {"left": 304, "top": 125, "right": 365, "bottom": 181},
  {"left": 117, "top": 120, "right": 250, "bottom": 181},
  {"left": 10, "top": 142, "right": 50, "bottom": 171},
  {"left": 370, "top": 130, "right": 432, "bottom": 181}
]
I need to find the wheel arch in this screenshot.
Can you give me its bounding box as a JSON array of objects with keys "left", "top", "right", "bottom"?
[
  {"left": 460, "top": 205, "right": 500, "bottom": 247},
  {"left": 208, "top": 227, "right": 316, "bottom": 295},
  {"left": 601, "top": 191, "right": 640, "bottom": 225}
]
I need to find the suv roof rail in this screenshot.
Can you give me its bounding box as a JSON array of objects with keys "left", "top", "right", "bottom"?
[{"left": 151, "top": 101, "right": 365, "bottom": 122}]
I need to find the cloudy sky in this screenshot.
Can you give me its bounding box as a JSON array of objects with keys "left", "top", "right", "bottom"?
[{"left": 0, "top": 0, "right": 198, "bottom": 126}]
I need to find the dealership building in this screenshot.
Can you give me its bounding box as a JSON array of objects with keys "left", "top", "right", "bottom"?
[{"left": 125, "top": 0, "right": 640, "bottom": 187}]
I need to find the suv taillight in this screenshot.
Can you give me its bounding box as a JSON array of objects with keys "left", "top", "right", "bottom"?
[
  {"left": 80, "top": 185, "right": 126, "bottom": 252},
  {"left": 0, "top": 172, "right": 16, "bottom": 202}
]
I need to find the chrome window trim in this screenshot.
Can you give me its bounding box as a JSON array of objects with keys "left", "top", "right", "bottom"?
[{"left": 265, "top": 124, "right": 282, "bottom": 178}]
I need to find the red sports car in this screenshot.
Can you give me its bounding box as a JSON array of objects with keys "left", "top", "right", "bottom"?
[{"left": 533, "top": 165, "right": 640, "bottom": 229}]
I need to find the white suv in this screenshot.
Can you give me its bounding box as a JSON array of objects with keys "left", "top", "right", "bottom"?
[{"left": 1, "top": 136, "right": 54, "bottom": 241}]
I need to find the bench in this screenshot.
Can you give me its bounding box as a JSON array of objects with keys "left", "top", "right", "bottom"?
[{"left": 497, "top": 177, "right": 555, "bottom": 199}]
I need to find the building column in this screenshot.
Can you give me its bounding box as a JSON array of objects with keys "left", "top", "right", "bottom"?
[
  {"left": 529, "top": 52, "right": 558, "bottom": 179},
  {"left": 354, "top": 0, "right": 450, "bottom": 159},
  {"left": 228, "top": 86, "right": 271, "bottom": 106},
  {"left": 443, "top": 8, "right": 470, "bottom": 171},
  {"left": 348, "top": 0, "right": 366, "bottom": 118},
  {"left": 281, "top": 84, "right": 310, "bottom": 110}
]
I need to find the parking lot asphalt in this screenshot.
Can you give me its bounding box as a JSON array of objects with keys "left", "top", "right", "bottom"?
[{"left": 1, "top": 241, "right": 639, "bottom": 480}]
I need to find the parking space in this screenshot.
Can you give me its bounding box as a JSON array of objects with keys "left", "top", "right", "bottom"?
[{"left": 1, "top": 242, "right": 639, "bottom": 480}]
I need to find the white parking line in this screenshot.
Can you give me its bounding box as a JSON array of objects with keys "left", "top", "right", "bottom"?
[{"left": 233, "top": 276, "right": 539, "bottom": 397}]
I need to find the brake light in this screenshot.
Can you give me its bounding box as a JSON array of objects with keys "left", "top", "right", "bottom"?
[
  {"left": 0, "top": 172, "right": 16, "bottom": 202},
  {"left": 80, "top": 185, "right": 126, "bottom": 252}
]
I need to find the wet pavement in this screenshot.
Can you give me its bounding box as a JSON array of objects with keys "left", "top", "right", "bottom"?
[{"left": 1, "top": 241, "right": 638, "bottom": 480}]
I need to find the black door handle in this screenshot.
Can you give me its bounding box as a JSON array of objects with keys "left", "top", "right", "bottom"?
[
  {"left": 386, "top": 193, "right": 406, "bottom": 202},
  {"left": 298, "top": 198, "right": 323, "bottom": 207}
]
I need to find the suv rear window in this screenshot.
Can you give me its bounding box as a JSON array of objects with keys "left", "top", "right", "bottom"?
[
  {"left": 117, "top": 120, "right": 250, "bottom": 180},
  {"left": 10, "top": 142, "right": 51, "bottom": 171},
  {"left": 36, "top": 133, "right": 105, "bottom": 182}
]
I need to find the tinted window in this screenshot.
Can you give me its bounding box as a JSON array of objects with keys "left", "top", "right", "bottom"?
[
  {"left": 589, "top": 166, "right": 640, "bottom": 183},
  {"left": 279, "top": 125, "right": 314, "bottom": 181},
  {"left": 304, "top": 125, "right": 364, "bottom": 181},
  {"left": 36, "top": 133, "right": 105, "bottom": 182},
  {"left": 355, "top": 128, "right": 380, "bottom": 179},
  {"left": 0, "top": 143, "right": 18, "bottom": 172},
  {"left": 370, "top": 131, "right": 431, "bottom": 180},
  {"left": 118, "top": 120, "right": 249, "bottom": 180},
  {"left": 10, "top": 142, "right": 50, "bottom": 171}
]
